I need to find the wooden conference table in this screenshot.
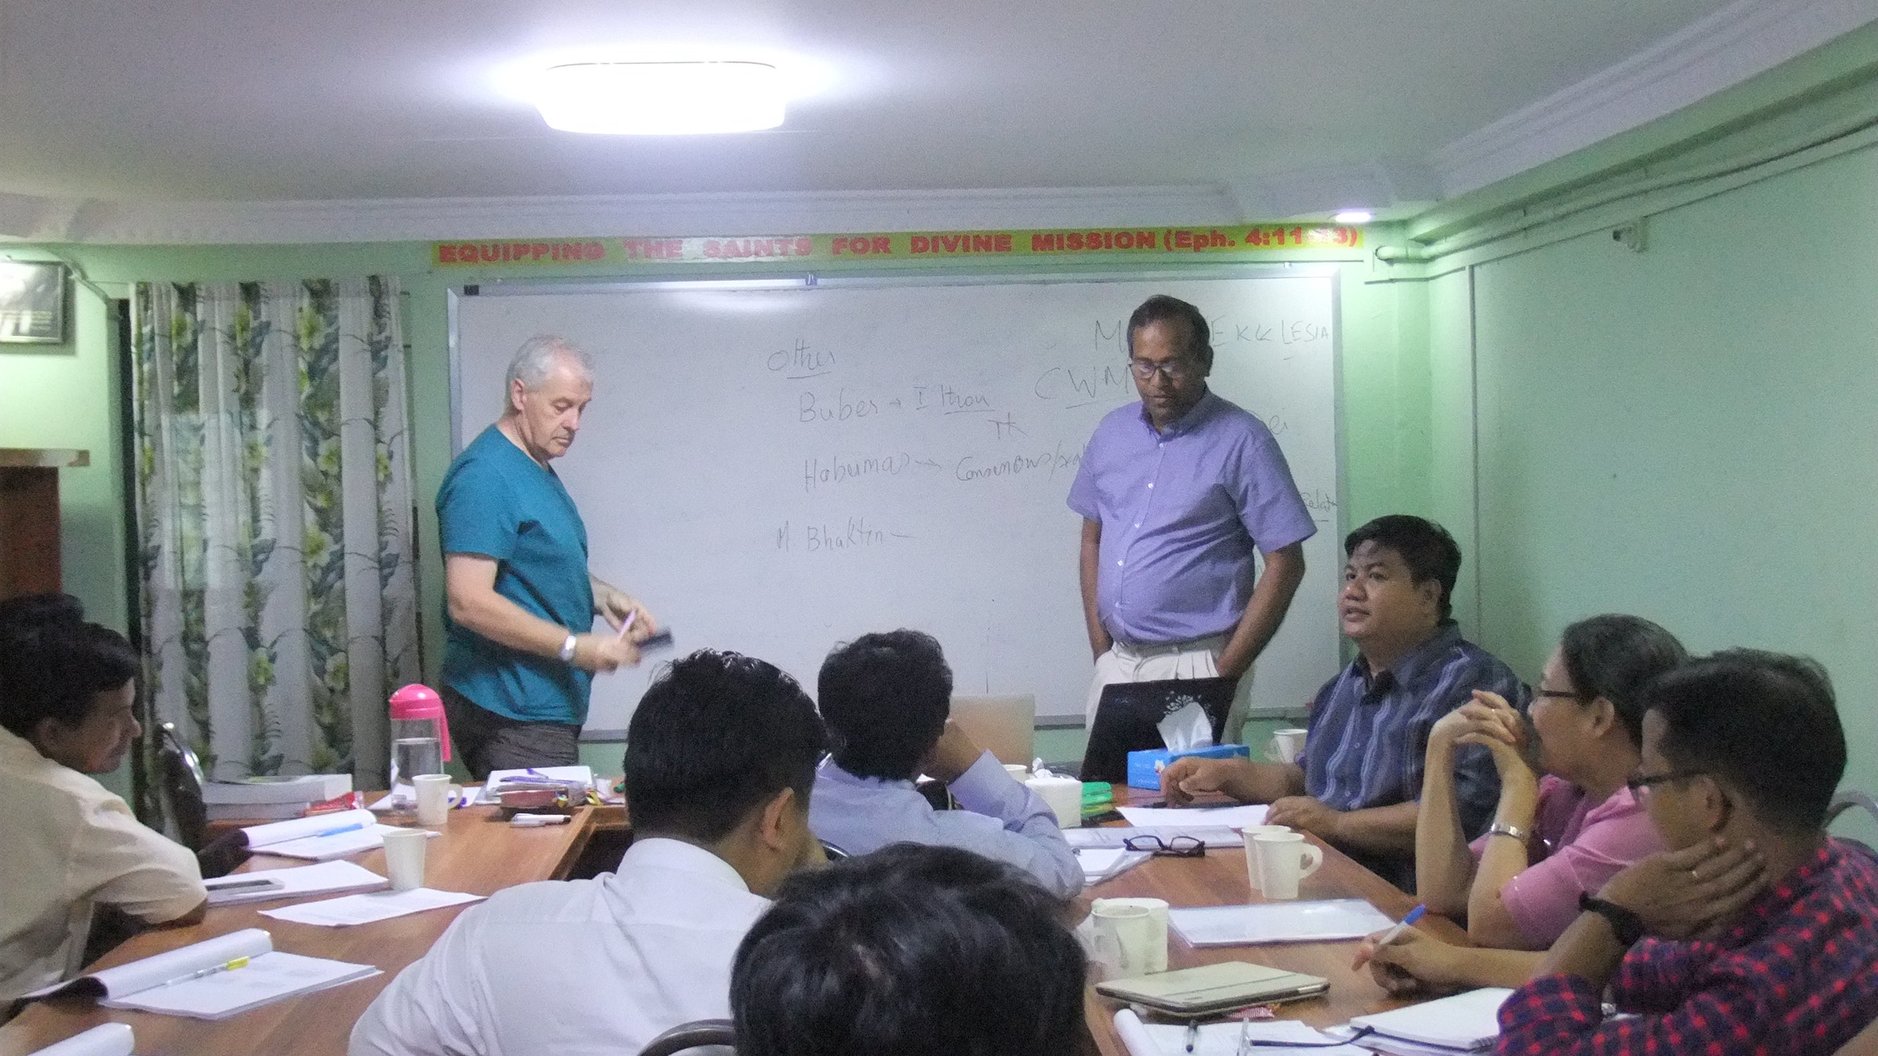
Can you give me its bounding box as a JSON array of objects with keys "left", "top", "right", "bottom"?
[
  {"left": 0, "top": 803, "right": 616, "bottom": 1056},
  {"left": 2, "top": 792, "right": 1459, "bottom": 1056},
  {"left": 1079, "top": 804, "right": 1469, "bottom": 1056}
]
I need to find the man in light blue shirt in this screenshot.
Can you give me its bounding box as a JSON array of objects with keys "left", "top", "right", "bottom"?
[
  {"left": 1069, "top": 295, "right": 1316, "bottom": 742},
  {"left": 808, "top": 630, "right": 1082, "bottom": 898}
]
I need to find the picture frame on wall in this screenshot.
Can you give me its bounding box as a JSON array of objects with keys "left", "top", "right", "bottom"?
[{"left": 0, "top": 261, "right": 68, "bottom": 344}]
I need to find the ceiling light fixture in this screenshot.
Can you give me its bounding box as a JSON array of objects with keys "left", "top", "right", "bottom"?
[
  {"left": 534, "top": 61, "right": 784, "bottom": 135},
  {"left": 1331, "top": 209, "right": 1374, "bottom": 224}
]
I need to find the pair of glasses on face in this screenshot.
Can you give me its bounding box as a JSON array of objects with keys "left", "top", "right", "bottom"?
[
  {"left": 1625, "top": 768, "right": 1706, "bottom": 802},
  {"left": 1122, "top": 834, "right": 1204, "bottom": 858},
  {"left": 1127, "top": 357, "right": 1195, "bottom": 382}
]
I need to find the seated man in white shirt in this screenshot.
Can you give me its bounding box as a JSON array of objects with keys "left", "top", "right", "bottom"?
[
  {"left": 808, "top": 630, "right": 1082, "bottom": 898},
  {"left": 348, "top": 649, "right": 827, "bottom": 1056}
]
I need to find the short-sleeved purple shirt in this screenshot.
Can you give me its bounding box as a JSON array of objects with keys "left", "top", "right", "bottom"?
[{"left": 1067, "top": 391, "right": 1315, "bottom": 644}]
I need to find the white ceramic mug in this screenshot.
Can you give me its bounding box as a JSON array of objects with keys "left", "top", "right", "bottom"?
[
  {"left": 381, "top": 829, "right": 429, "bottom": 892},
  {"left": 412, "top": 773, "right": 464, "bottom": 827},
  {"left": 1025, "top": 774, "right": 1082, "bottom": 829},
  {"left": 1251, "top": 831, "right": 1322, "bottom": 899},
  {"left": 1090, "top": 902, "right": 1156, "bottom": 976},
  {"left": 1092, "top": 897, "right": 1169, "bottom": 973},
  {"left": 1238, "top": 824, "right": 1293, "bottom": 894},
  {"left": 1002, "top": 763, "right": 1031, "bottom": 781},
  {"left": 1265, "top": 728, "right": 1308, "bottom": 764}
]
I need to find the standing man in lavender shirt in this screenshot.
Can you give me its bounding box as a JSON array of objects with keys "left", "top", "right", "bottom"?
[{"left": 1068, "top": 294, "right": 1316, "bottom": 744}]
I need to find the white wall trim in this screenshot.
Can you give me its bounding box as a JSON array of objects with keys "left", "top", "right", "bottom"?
[
  {"left": 11, "top": 185, "right": 1245, "bottom": 247},
  {"left": 1429, "top": 0, "right": 1878, "bottom": 198}
]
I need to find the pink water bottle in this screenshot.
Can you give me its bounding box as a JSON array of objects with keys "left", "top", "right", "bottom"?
[{"left": 389, "top": 684, "right": 452, "bottom": 795}]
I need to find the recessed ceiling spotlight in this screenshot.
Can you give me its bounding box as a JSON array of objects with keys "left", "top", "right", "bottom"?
[
  {"left": 1332, "top": 209, "right": 1374, "bottom": 224},
  {"left": 534, "top": 61, "right": 784, "bottom": 134}
]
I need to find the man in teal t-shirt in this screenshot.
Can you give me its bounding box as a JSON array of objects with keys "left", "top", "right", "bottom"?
[{"left": 438, "top": 335, "right": 658, "bottom": 778}]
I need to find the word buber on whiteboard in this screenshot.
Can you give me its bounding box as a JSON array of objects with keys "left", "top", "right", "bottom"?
[{"left": 432, "top": 225, "right": 1363, "bottom": 269}]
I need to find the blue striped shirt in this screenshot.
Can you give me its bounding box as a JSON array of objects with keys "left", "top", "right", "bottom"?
[{"left": 1303, "top": 622, "right": 1528, "bottom": 889}]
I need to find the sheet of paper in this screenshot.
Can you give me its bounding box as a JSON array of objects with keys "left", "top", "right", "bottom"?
[
  {"left": 1076, "top": 848, "right": 1152, "bottom": 885},
  {"left": 1066, "top": 826, "right": 1245, "bottom": 849},
  {"left": 259, "top": 887, "right": 484, "bottom": 927},
  {"left": 1119, "top": 804, "right": 1270, "bottom": 829},
  {"left": 1168, "top": 899, "right": 1395, "bottom": 946},
  {"left": 1113, "top": 1010, "right": 1372, "bottom": 1056},
  {"left": 1347, "top": 986, "right": 1514, "bottom": 1049},
  {"left": 206, "top": 860, "right": 388, "bottom": 905}
]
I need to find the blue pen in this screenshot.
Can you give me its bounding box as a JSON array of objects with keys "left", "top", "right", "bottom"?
[
  {"left": 311, "top": 822, "right": 366, "bottom": 838},
  {"left": 1374, "top": 903, "right": 1427, "bottom": 948}
]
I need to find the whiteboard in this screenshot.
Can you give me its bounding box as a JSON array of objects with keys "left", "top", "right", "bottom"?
[{"left": 450, "top": 271, "right": 1342, "bottom": 730}]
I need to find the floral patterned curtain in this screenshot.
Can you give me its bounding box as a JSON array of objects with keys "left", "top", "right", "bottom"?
[{"left": 129, "top": 278, "right": 417, "bottom": 789}]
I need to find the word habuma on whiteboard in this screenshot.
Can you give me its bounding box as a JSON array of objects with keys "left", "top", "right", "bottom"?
[{"left": 432, "top": 225, "right": 1363, "bottom": 269}]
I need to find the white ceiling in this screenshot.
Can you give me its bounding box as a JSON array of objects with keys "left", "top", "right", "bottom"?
[{"left": 0, "top": 0, "right": 1870, "bottom": 242}]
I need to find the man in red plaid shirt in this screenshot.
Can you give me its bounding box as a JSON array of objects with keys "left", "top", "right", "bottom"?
[{"left": 1496, "top": 649, "right": 1878, "bottom": 1056}]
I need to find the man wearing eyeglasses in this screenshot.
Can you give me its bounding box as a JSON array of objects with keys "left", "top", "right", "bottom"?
[
  {"left": 1495, "top": 650, "right": 1878, "bottom": 1056},
  {"left": 1068, "top": 294, "right": 1315, "bottom": 744}
]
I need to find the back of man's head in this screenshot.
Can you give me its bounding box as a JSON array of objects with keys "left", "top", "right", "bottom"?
[
  {"left": 731, "top": 843, "right": 1086, "bottom": 1056},
  {"left": 1343, "top": 514, "right": 1462, "bottom": 621},
  {"left": 1643, "top": 648, "right": 1844, "bottom": 834},
  {"left": 625, "top": 649, "right": 825, "bottom": 843},
  {"left": 817, "top": 630, "right": 951, "bottom": 781}
]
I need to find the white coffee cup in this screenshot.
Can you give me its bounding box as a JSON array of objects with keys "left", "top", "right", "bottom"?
[
  {"left": 1092, "top": 897, "right": 1169, "bottom": 973},
  {"left": 1238, "top": 824, "right": 1293, "bottom": 894},
  {"left": 1002, "top": 763, "right": 1031, "bottom": 781},
  {"left": 381, "top": 829, "right": 429, "bottom": 892},
  {"left": 1266, "top": 728, "right": 1308, "bottom": 764},
  {"left": 413, "top": 773, "right": 463, "bottom": 827},
  {"left": 1090, "top": 901, "right": 1156, "bottom": 976},
  {"left": 1252, "top": 831, "right": 1322, "bottom": 899},
  {"left": 1025, "top": 774, "right": 1082, "bottom": 829}
]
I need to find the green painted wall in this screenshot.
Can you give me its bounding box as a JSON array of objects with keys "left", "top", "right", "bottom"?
[
  {"left": 0, "top": 245, "right": 1416, "bottom": 785},
  {"left": 1441, "top": 137, "right": 1878, "bottom": 846}
]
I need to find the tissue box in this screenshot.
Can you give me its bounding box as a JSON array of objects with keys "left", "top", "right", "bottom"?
[{"left": 1125, "top": 744, "right": 1249, "bottom": 790}]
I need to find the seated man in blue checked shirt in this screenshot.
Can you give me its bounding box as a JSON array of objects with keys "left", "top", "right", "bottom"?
[
  {"left": 1495, "top": 649, "right": 1878, "bottom": 1056},
  {"left": 1162, "top": 515, "right": 1526, "bottom": 889},
  {"left": 807, "top": 629, "right": 1082, "bottom": 898}
]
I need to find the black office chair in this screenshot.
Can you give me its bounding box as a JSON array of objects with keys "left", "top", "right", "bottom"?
[
  {"left": 819, "top": 839, "right": 850, "bottom": 861},
  {"left": 1828, "top": 789, "right": 1878, "bottom": 864},
  {"left": 636, "top": 1018, "right": 735, "bottom": 1056},
  {"left": 154, "top": 721, "right": 209, "bottom": 852}
]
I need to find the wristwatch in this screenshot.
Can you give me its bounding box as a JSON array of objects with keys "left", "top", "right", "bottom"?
[
  {"left": 557, "top": 633, "right": 579, "bottom": 664},
  {"left": 1487, "top": 822, "right": 1527, "bottom": 842},
  {"left": 1578, "top": 893, "right": 1646, "bottom": 946}
]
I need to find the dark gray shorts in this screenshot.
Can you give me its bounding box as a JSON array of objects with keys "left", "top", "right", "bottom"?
[{"left": 441, "top": 686, "right": 580, "bottom": 780}]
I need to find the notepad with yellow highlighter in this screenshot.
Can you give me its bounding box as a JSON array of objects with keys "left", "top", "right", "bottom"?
[{"left": 22, "top": 927, "right": 378, "bottom": 1020}]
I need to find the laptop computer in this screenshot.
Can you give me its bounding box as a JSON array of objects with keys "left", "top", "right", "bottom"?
[{"left": 1080, "top": 677, "right": 1236, "bottom": 783}]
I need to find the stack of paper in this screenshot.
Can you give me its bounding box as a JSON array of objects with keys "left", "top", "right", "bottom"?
[
  {"left": 1117, "top": 804, "right": 1271, "bottom": 829},
  {"left": 22, "top": 928, "right": 378, "bottom": 1020},
  {"left": 1344, "top": 987, "right": 1514, "bottom": 1054},
  {"left": 1168, "top": 899, "right": 1395, "bottom": 946},
  {"left": 204, "top": 774, "right": 353, "bottom": 821},
  {"left": 1112, "top": 1010, "right": 1371, "bottom": 1056},
  {"left": 1066, "top": 826, "right": 1247, "bottom": 850}
]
